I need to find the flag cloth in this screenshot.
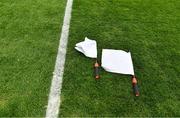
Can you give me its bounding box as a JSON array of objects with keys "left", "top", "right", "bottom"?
[
  {"left": 75, "top": 37, "right": 97, "bottom": 58},
  {"left": 101, "top": 49, "right": 134, "bottom": 75}
]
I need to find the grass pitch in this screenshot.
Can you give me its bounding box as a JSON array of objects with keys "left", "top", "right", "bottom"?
[
  {"left": 60, "top": 0, "right": 180, "bottom": 117},
  {"left": 0, "top": 0, "right": 66, "bottom": 116}
]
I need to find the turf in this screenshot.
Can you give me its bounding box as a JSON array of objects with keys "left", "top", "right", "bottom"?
[
  {"left": 60, "top": 0, "right": 180, "bottom": 117},
  {"left": 0, "top": 0, "right": 66, "bottom": 116}
]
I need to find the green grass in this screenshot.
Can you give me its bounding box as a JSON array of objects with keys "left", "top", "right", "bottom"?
[
  {"left": 0, "top": 0, "right": 66, "bottom": 116},
  {"left": 60, "top": 0, "right": 180, "bottom": 117}
]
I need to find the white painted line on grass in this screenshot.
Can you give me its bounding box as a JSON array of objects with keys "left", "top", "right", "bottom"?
[{"left": 45, "top": 0, "right": 73, "bottom": 117}]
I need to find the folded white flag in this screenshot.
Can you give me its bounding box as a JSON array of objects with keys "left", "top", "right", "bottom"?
[
  {"left": 102, "top": 49, "right": 134, "bottom": 75},
  {"left": 75, "top": 37, "right": 97, "bottom": 58}
]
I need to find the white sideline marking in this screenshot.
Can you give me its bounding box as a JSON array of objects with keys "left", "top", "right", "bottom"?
[{"left": 45, "top": 0, "right": 73, "bottom": 117}]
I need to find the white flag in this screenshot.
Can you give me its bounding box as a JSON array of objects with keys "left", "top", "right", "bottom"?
[
  {"left": 102, "top": 49, "right": 134, "bottom": 75},
  {"left": 75, "top": 37, "right": 97, "bottom": 58}
]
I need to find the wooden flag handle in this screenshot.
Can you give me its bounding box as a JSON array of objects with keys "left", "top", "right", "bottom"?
[
  {"left": 131, "top": 75, "right": 139, "bottom": 96},
  {"left": 94, "top": 60, "right": 100, "bottom": 79}
]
